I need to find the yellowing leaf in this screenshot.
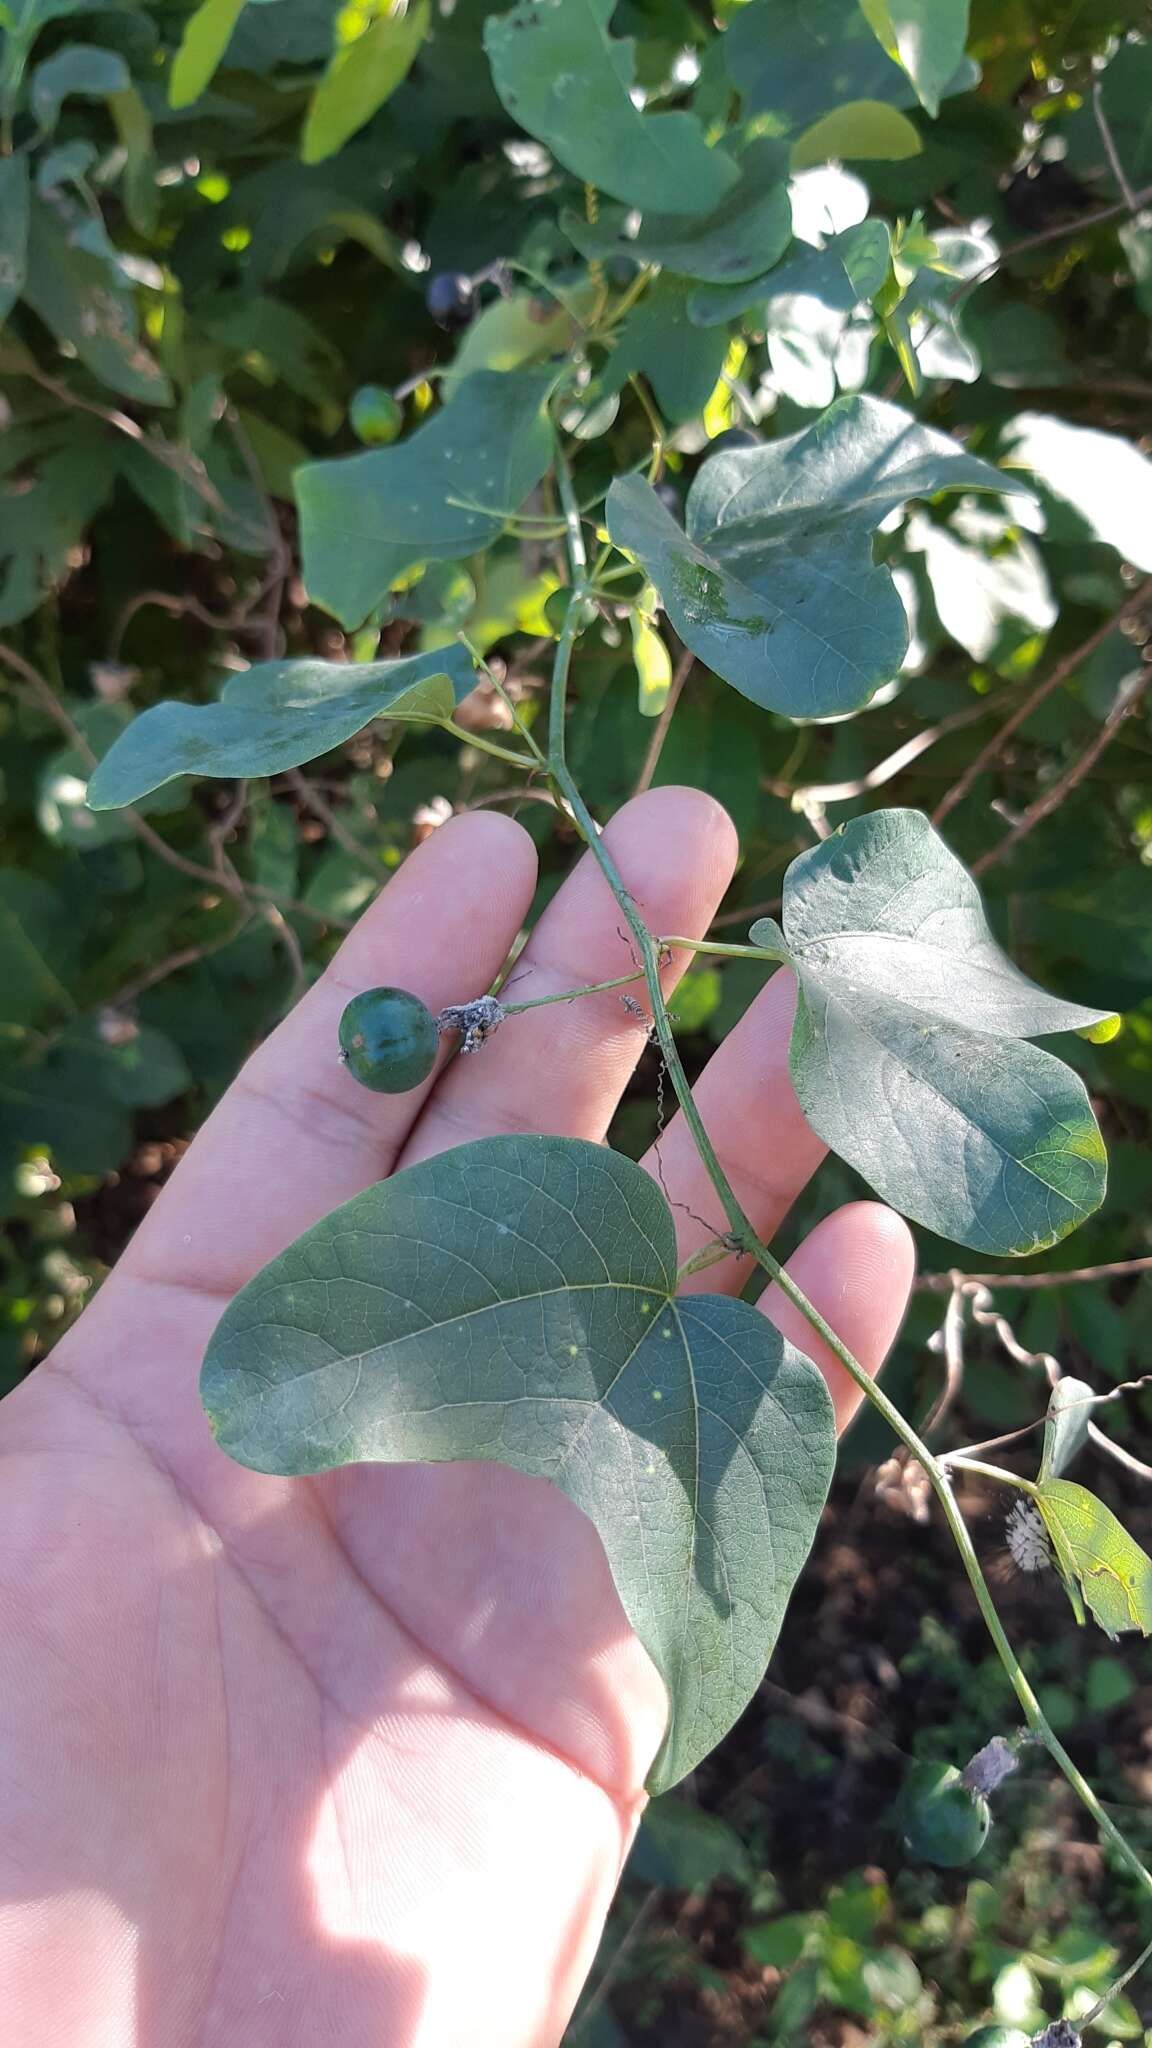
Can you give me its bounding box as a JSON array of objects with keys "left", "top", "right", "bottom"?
[
  {"left": 631, "top": 613, "right": 673, "bottom": 716},
  {"left": 169, "top": 0, "right": 248, "bottom": 108},
  {"left": 1036, "top": 1480, "right": 1152, "bottom": 1639},
  {"left": 791, "top": 99, "right": 922, "bottom": 168},
  {"left": 301, "top": 0, "right": 429, "bottom": 166}
]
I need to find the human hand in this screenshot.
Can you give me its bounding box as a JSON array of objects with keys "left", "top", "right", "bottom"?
[{"left": 0, "top": 788, "right": 914, "bottom": 2047}]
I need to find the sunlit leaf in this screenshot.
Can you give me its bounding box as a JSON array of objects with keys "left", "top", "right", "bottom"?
[
  {"left": 301, "top": 0, "right": 429, "bottom": 164},
  {"left": 201, "top": 1134, "right": 837, "bottom": 1792},
  {"left": 791, "top": 99, "right": 922, "bottom": 168},
  {"left": 757, "top": 810, "right": 1111, "bottom": 1254},
  {"left": 607, "top": 395, "right": 1017, "bottom": 719},
  {"left": 1000, "top": 413, "right": 1152, "bottom": 574},
  {"left": 484, "top": 0, "right": 738, "bottom": 215},
  {"left": 859, "top": 0, "right": 971, "bottom": 118},
  {"left": 87, "top": 646, "right": 478, "bottom": 807},
  {"left": 1039, "top": 1377, "right": 1094, "bottom": 1484},
  {"left": 1036, "top": 1479, "right": 1152, "bottom": 1638},
  {"left": 169, "top": 0, "right": 248, "bottom": 107}
]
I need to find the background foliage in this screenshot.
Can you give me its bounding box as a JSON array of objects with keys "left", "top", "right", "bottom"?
[{"left": 2, "top": 0, "right": 1152, "bottom": 2037}]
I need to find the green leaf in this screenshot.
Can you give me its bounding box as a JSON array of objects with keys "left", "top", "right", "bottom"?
[
  {"left": 442, "top": 286, "right": 595, "bottom": 397},
  {"left": 301, "top": 0, "right": 429, "bottom": 164},
  {"left": 631, "top": 611, "right": 672, "bottom": 716},
  {"left": 483, "top": 0, "right": 738, "bottom": 216},
  {"left": 1000, "top": 414, "right": 1152, "bottom": 574},
  {"left": 0, "top": 430, "right": 120, "bottom": 627},
  {"left": 0, "top": 872, "right": 77, "bottom": 1028},
  {"left": 21, "top": 196, "right": 171, "bottom": 405},
  {"left": 606, "top": 395, "right": 1015, "bottom": 720},
  {"left": 791, "top": 99, "right": 922, "bottom": 168},
  {"left": 859, "top": 0, "right": 971, "bottom": 118},
  {"left": 169, "top": 0, "right": 248, "bottom": 108},
  {"left": 87, "top": 646, "right": 477, "bottom": 808},
  {"left": 30, "top": 43, "right": 129, "bottom": 129},
  {"left": 688, "top": 218, "right": 891, "bottom": 328},
  {"left": 1036, "top": 1479, "right": 1152, "bottom": 1638},
  {"left": 297, "top": 369, "right": 556, "bottom": 628},
  {"left": 599, "top": 276, "right": 729, "bottom": 424},
  {"left": 560, "top": 139, "right": 792, "bottom": 286},
  {"left": 0, "top": 156, "right": 29, "bottom": 323},
  {"left": 629, "top": 1796, "right": 753, "bottom": 1890},
  {"left": 0, "top": 1022, "right": 189, "bottom": 1175},
  {"left": 201, "top": 1134, "right": 837, "bottom": 1791},
  {"left": 1039, "top": 1377, "right": 1094, "bottom": 1483},
  {"left": 725, "top": 0, "right": 976, "bottom": 132},
  {"left": 764, "top": 809, "right": 1111, "bottom": 1255}
]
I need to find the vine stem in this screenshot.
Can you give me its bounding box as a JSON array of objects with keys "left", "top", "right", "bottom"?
[{"left": 543, "top": 444, "right": 1152, "bottom": 1907}]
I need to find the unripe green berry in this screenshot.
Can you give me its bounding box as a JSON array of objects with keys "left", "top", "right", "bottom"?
[
  {"left": 349, "top": 385, "right": 404, "bottom": 446},
  {"left": 338, "top": 987, "right": 438, "bottom": 1093},
  {"left": 899, "top": 1761, "right": 991, "bottom": 1867}
]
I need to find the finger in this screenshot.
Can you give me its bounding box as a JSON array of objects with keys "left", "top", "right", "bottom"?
[
  {"left": 121, "top": 810, "right": 538, "bottom": 1297},
  {"left": 644, "top": 969, "right": 826, "bottom": 1295},
  {"left": 399, "top": 785, "right": 738, "bottom": 1166},
  {"left": 757, "top": 1201, "right": 916, "bottom": 1432}
]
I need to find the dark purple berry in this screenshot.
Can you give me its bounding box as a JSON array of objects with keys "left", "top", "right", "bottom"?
[{"left": 426, "top": 272, "right": 475, "bottom": 329}]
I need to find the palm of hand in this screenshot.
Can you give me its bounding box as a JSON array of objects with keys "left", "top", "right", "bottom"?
[{"left": 0, "top": 792, "right": 913, "bottom": 2047}]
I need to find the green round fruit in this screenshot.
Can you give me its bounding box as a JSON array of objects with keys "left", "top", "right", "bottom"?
[
  {"left": 348, "top": 385, "right": 404, "bottom": 446},
  {"left": 962, "top": 2030, "right": 1031, "bottom": 2047},
  {"left": 899, "top": 1762, "right": 991, "bottom": 1868},
  {"left": 338, "top": 987, "right": 438, "bottom": 1093}
]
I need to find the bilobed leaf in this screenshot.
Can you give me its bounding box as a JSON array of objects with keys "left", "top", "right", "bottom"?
[
  {"left": 30, "top": 43, "right": 129, "bottom": 130},
  {"left": 297, "top": 368, "right": 556, "bottom": 627},
  {"left": 1036, "top": 1480, "right": 1152, "bottom": 1638},
  {"left": 169, "top": 0, "right": 248, "bottom": 107},
  {"left": 1039, "top": 1378, "right": 1095, "bottom": 1483},
  {"left": 758, "top": 810, "right": 1112, "bottom": 1254},
  {"left": 0, "top": 157, "right": 29, "bottom": 325},
  {"left": 560, "top": 139, "right": 791, "bottom": 286},
  {"left": 791, "top": 99, "right": 922, "bottom": 168},
  {"left": 600, "top": 277, "right": 729, "bottom": 424},
  {"left": 201, "top": 1134, "right": 837, "bottom": 1791},
  {"left": 21, "top": 196, "right": 170, "bottom": 405},
  {"left": 87, "top": 646, "right": 478, "bottom": 808},
  {"left": 859, "top": 0, "right": 971, "bottom": 118},
  {"left": 483, "top": 0, "right": 738, "bottom": 216},
  {"left": 1000, "top": 414, "right": 1152, "bottom": 574},
  {"left": 301, "top": 0, "right": 429, "bottom": 164},
  {"left": 606, "top": 395, "right": 1016, "bottom": 720}
]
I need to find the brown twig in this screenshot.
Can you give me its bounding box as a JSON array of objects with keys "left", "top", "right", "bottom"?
[
  {"left": 285, "top": 769, "right": 381, "bottom": 873},
  {"left": 767, "top": 697, "right": 1004, "bottom": 806},
  {"left": 632, "top": 646, "right": 694, "bottom": 797},
  {"left": 1092, "top": 79, "right": 1139, "bottom": 214},
  {"left": 973, "top": 661, "right": 1152, "bottom": 875},
  {"left": 933, "top": 578, "right": 1152, "bottom": 825},
  {"left": 916, "top": 1254, "right": 1152, "bottom": 1293},
  {"left": 101, "top": 914, "right": 253, "bottom": 1009}
]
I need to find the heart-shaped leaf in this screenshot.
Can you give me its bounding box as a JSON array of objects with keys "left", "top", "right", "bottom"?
[
  {"left": 560, "top": 139, "right": 791, "bottom": 286},
  {"left": 201, "top": 1134, "right": 837, "bottom": 1791},
  {"left": 297, "top": 368, "right": 556, "bottom": 627},
  {"left": 483, "top": 0, "right": 738, "bottom": 217},
  {"left": 1036, "top": 1480, "right": 1152, "bottom": 1638},
  {"left": 756, "top": 810, "right": 1111, "bottom": 1254},
  {"left": 87, "top": 645, "right": 476, "bottom": 808},
  {"left": 606, "top": 396, "right": 1017, "bottom": 719}
]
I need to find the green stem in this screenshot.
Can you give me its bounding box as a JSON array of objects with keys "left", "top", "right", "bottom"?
[
  {"left": 660, "top": 934, "right": 791, "bottom": 964},
  {"left": 545, "top": 469, "right": 1152, "bottom": 1906},
  {"left": 945, "top": 1458, "right": 1038, "bottom": 1493},
  {"left": 439, "top": 721, "right": 539, "bottom": 770},
  {"left": 502, "top": 968, "right": 645, "bottom": 1015}
]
